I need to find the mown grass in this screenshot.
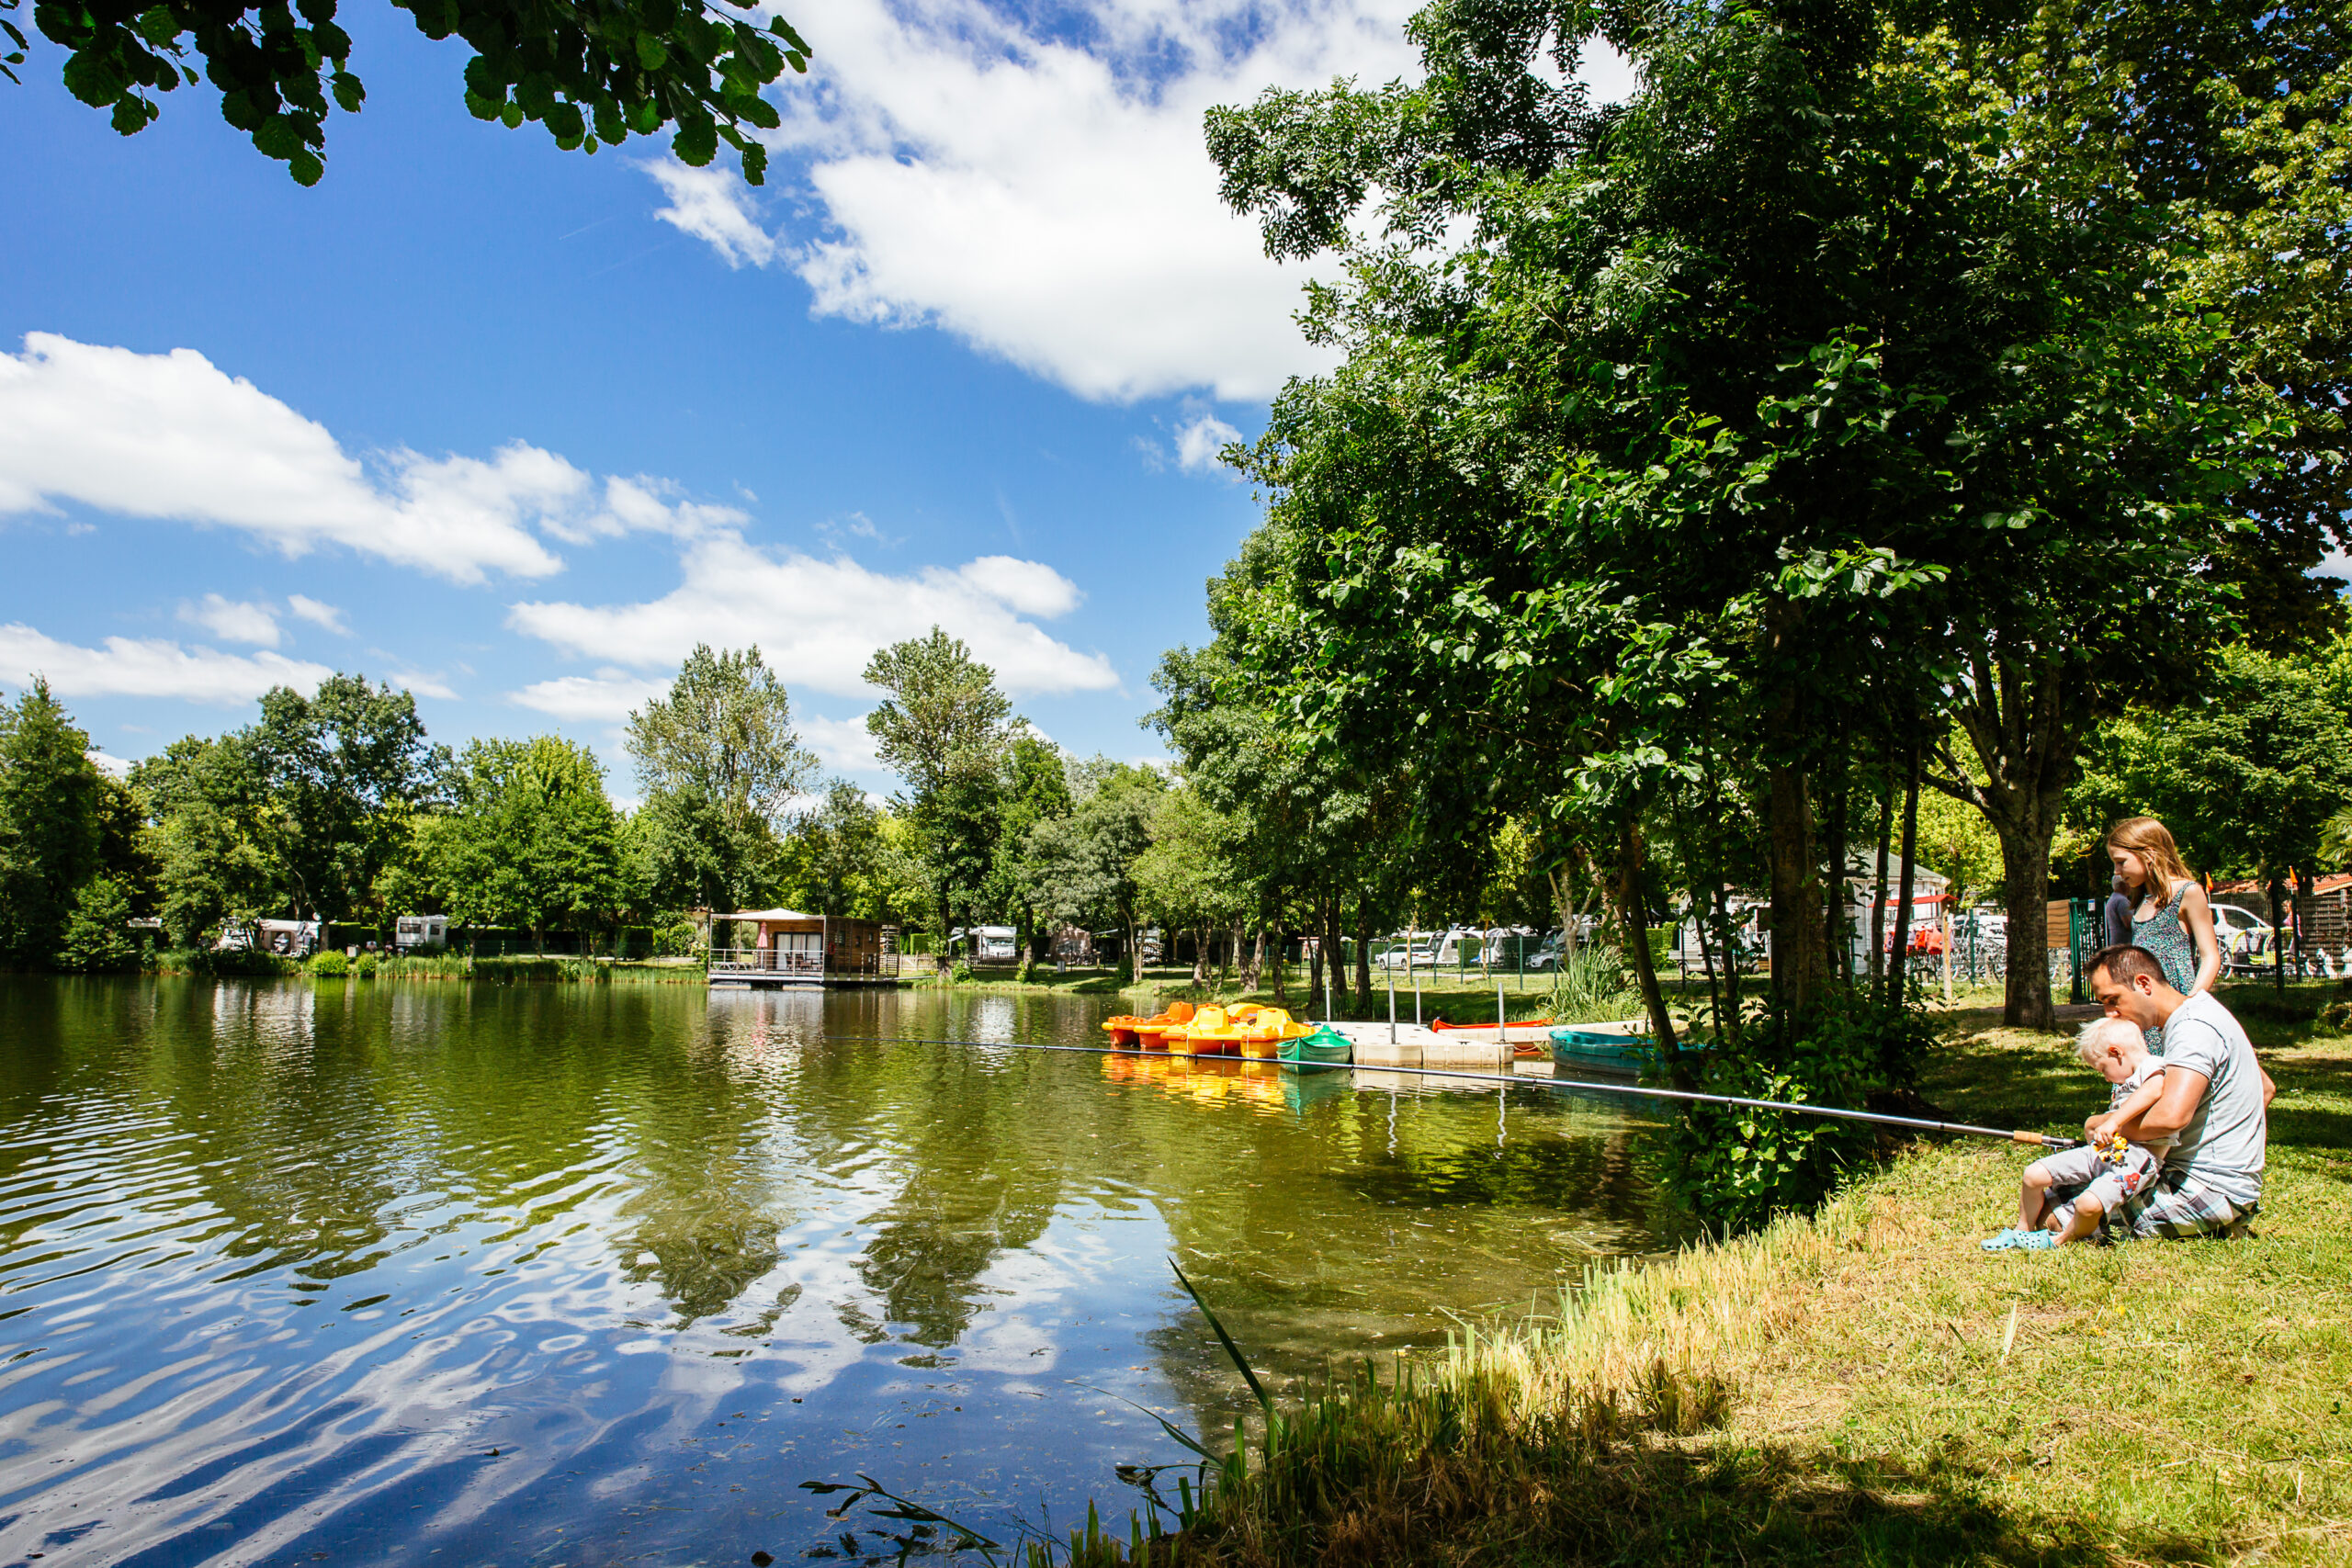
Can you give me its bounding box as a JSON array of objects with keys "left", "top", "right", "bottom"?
[{"left": 1108, "top": 981, "right": 2352, "bottom": 1566}]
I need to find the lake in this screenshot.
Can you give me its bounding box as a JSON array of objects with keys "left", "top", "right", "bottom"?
[{"left": 0, "top": 976, "right": 1683, "bottom": 1564}]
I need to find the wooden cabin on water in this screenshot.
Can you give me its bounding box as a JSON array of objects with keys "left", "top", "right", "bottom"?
[{"left": 707, "top": 909, "right": 897, "bottom": 988}]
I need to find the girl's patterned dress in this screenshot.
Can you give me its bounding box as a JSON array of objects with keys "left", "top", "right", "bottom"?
[{"left": 2133, "top": 879, "right": 2201, "bottom": 1054}]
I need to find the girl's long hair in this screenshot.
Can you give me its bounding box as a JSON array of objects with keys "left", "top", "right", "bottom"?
[{"left": 2107, "top": 818, "right": 2195, "bottom": 910}]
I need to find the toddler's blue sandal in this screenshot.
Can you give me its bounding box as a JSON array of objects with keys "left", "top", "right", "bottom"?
[
  {"left": 2013, "top": 1229, "right": 2057, "bottom": 1251},
  {"left": 1979, "top": 1228, "right": 2028, "bottom": 1251}
]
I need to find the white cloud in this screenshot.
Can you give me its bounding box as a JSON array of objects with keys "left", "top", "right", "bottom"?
[
  {"left": 505, "top": 535, "right": 1117, "bottom": 701},
  {"left": 386, "top": 669, "right": 460, "bottom": 701},
  {"left": 750, "top": 0, "right": 1423, "bottom": 401},
  {"left": 180, "top": 593, "right": 282, "bottom": 647},
  {"left": 797, "top": 712, "right": 885, "bottom": 775},
  {"left": 0, "top": 335, "right": 742, "bottom": 585},
  {"left": 721, "top": 4, "right": 1630, "bottom": 403},
  {"left": 2318, "top": 544, "right": 2350, "bottom": 580},
  {"left": 1174, "top": 411, "right": 1243, "bottom": 474},
  {"left": 287, "top": 595, "right": 350, "bottom": 635},
  {"left": 0, "top": 625, "right": 335, "bottom": 705},
  {"left": 642, "top": 159, "right": 780, "bottom": 267},
  {"left": 509, "top": 669, "right": 673, "bottom": 722},
  {"left": 87, "top": 750, "right": 132, "bottom": 779}
]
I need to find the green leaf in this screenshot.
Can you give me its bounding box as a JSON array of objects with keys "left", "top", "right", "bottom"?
[
  {"left": 109, "top": 94, "right": 157, "bottom": 135},
  {"left": 331, "top": 70, "right": 364, "bottom": 113},
  {"left": 253, "top": 112, "right": 302, "bottom": 160},
  {"left": 635, "top": 32, "right": 667, "bottom": 72},
  {"left": 671, "top": 113, "right": 717, "bottom": 167},
  {"left": 288, "top": 147, "right": 323, "bottom": 186}
]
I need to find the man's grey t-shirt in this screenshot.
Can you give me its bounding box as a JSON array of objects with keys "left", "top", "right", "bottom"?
[{"left": 2154, "top": 990, "right": 2267, "bottom": 1205}]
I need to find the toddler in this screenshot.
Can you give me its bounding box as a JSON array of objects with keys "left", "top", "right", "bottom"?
[{"left": 1982, "top": 1017, "right": 2172, "bottom": 1250}]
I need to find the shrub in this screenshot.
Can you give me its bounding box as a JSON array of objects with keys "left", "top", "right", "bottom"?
[
  {"left": 53, "top": 876, "right": 139, "bottom": 974},
  {"left": 951, "top": 959, "right": 975, "bottom": 984},
  {"left": 1657, "top": 992, "right": 1927, "bottom": 1231},
  {"left": 1547, "top": 944, "right": 1640, "bottom": 1023},
  {"left": 311, "top": 950, "right": 350, "bottom": 978},
  {"left": 354, "top": 953, "right": 379, "bottom": 979},
  {"left": 652, "top": 919, "right": 701, "bottom": 958},
  {"left": 1015, "top": 955, "right": 1036, "bottom": 984}
]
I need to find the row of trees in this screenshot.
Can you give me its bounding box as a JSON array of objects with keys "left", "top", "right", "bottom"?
[{"left": 5, "top": 630, "right": 1429, "bottom": 979}]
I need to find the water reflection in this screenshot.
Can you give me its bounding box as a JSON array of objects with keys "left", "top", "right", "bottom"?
[{"left": 0, "top": 976, "right": 1685, "bottom": 1564}]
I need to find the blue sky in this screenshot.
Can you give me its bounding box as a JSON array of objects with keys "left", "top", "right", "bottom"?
[{"left": 2, "top": 1, "right": 1631, "bottom": 795}]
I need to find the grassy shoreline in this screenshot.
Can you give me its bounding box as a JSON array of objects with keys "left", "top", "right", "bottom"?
[{"left": 1141, "top": 984, "right": 2351, "bottom": 1565}]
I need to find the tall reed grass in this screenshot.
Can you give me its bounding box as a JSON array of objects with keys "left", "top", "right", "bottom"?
[{"left": 1546, "top": 944, "right": 1642, "bottom": 1023}]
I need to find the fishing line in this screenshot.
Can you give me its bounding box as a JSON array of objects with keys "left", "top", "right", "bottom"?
[{"left": 797, "top": 1031, "right": 2080, "bottom": 1150}]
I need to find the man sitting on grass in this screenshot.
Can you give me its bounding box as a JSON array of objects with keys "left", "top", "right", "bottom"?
[
  {"left": 2085, "top": 943, "right": 2273, "bottom": 1240},
  {"left": 1984, "top": 1017, "right": 2172, "bottom": 1250}
]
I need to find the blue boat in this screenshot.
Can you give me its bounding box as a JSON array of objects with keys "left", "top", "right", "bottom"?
[{"left": 1547, "top": 1026, "right": 1653, "bottom": 1067}]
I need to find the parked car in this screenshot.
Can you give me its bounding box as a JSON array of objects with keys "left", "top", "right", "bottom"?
[
  {"left": 2209, "top": 903, "right": 2273, "bottom": 953},
  {"left": 1376, "top": 942, "right": 1434, "bottom": 970}
]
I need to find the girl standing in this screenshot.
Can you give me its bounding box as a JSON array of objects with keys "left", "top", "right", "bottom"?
[{"left": 2105, "top": 817, "right": 2221, "bottom": 1050}]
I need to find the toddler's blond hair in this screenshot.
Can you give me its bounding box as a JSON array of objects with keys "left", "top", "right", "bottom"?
[{"left": 2075, "top": 1015, "right": 2146, "bottom": 1067}]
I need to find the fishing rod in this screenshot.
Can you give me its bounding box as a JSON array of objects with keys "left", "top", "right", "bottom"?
[{"left": 810, "top": 1032, "right": 2081, "bottom": 1151}]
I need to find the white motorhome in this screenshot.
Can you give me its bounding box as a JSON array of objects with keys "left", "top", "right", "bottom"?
[
  {"left": 219, "top": 918, "right": 322, "bottom": 957},
  {"left": 396, "top": 915, "right": 450, "bottom": 952},
  {"left": 953, "top": 925, "right": 1019, "bottom": 962}
]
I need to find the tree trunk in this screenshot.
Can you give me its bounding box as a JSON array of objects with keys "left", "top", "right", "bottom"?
[
  {"left": 1929, "top": 650, "right": 2091, "bottom": 1030},
  {"left": 1869, "top": 759, "right": 1893, "bottom": 993},
  {"left": 1995, "top": 829, "right": 2058, "bottom": 1030},
  {"left": 1888, "top": 749, "right": 1921, "bottom": 1010},
  {"left": 1307, "top": 897, "right": 1325, "bottom": 1010},
  {"left": 1767, "top": 759, "right": 1823, "bottom": 1015},
  {"left": 1353, "top": 894, "right": 1374, "bottom": 1014},
  {"left": 2268, "top": 874, "right": 2287, "bottom": 996},
  {"left": 1324, "top": 897, "right": 1347, "bottom": 1018},
  {"left": 1821, "top": 741, "right": 1851, "bottom": 985},
  {"left": 1619, "top": 817, "right": 1682, "bottom": 1083}
]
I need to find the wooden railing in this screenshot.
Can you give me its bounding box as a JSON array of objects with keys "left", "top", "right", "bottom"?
[{"left": 706, "top": 948, "right": 910, "bottom": 977}]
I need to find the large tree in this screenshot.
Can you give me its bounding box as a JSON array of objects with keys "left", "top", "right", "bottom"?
[
  {"left": 1205, "top": 0, "right": 2282, "bottom": 1035},
  {"left": 245, "top": 672, "right": 436, "bottom": 923},
  {"left": 424, "top": 735, "right": 629, "bottom": 948},
  {"left": 14, "top": 0, "right": 808, "bottom": 186},
  {"left": 0, "top": 679, "right": 104, "bottom": 964},
  {"left": 1019, "top": 761, "right": 1166, "bottom": 986},
  {"left": 863, "top": 627, "right": 1014, "bottom": 949},
  {"left": 626, "top": 644, "right": 816, "bottom": 912}
]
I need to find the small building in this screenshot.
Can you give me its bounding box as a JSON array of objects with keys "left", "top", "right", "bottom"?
[{"left": 708, "top": 909, "right": 894, "bottom": 987}]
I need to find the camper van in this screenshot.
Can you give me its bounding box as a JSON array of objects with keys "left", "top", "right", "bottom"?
[
  {"left": 395, "top": 915, "right": 450, "bottom": 952},
  {"left": 953, "top": 925, "right": 1019, "bottom": 963},
  {"left": 218, "top": 919, "right": 322, "bottom": 957}
]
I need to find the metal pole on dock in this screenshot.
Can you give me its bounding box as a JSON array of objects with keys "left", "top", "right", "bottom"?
[
  {"left": 1388, "top": 942, "right": 1397, "bottom": 1045},
  {"left": 1410, "top": 923, "right": 1421, "bottom": 1026}
]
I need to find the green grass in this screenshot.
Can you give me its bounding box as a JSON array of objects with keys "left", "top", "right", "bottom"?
[{"left": 1148, "top": 979, "right": 2352, "bottom": 1565}]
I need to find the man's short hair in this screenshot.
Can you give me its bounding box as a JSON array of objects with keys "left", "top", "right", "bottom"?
[{"left": 2087, "top": 943, "right": 2170, "bottom": 989}]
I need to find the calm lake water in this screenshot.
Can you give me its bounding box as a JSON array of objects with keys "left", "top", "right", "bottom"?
[{"left": 0, "top": 977, "right": 1683, "bottom": 1565}]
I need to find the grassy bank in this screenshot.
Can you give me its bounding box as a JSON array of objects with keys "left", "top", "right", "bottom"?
[{"left": 1141, "top": 983, "right": 2351, "bottom": 1565}]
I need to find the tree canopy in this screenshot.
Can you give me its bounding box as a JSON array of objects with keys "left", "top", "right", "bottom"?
[{"left": 13, "top": 0, "right": 808, "bottom": 185}]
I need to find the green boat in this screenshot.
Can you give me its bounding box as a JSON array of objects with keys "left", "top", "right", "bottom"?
[
  {"left": 1279, "top": 1025, "right": 1353, "bottom": 1071},
  {"left": 1547, "top": 1026, "right": 1653, "bottom": 1067}
]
